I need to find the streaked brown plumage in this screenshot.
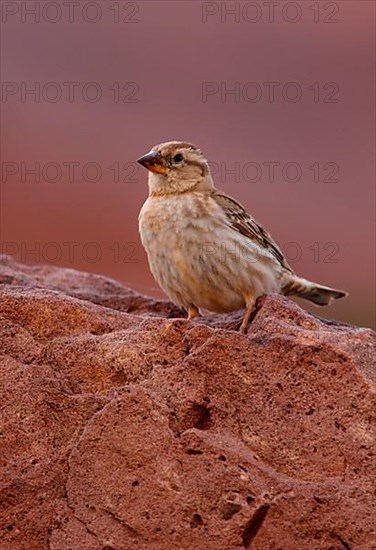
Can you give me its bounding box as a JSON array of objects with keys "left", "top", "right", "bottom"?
[{"left": 138, "top": 141, "right": 347, "bottom": 333}]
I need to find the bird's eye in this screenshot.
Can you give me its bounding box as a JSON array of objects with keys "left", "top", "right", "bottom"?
[{"left": 173, "top": 153, "right": 184, "bottom": 163}]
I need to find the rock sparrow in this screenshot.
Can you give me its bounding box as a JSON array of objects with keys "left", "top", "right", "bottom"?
[{"left": 138, "top": 141, "right": 347, "bottom": 333}]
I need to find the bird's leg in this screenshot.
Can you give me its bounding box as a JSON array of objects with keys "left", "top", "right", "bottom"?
[
  {"left": 239, "top": 298, "right": 256, "bottom": 334},
  {"left": 187, "top": 305, "right": 199, "bottom": 321}
]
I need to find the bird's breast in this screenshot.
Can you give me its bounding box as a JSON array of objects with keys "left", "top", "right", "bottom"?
[
  {"left": 138, "top": 193, "right": 281, "bottom": 312},
  {"left": 139, "top": 193, "right": 221, "bottom": 246}
]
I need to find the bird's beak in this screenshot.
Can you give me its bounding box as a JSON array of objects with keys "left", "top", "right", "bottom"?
[{"left": 137, "top": 151, "right": 167, "bottom": 175}]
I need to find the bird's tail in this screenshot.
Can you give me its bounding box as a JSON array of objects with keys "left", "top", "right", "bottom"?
[{"left": 282, "top": 276, "right": 348, "bottom": 306}]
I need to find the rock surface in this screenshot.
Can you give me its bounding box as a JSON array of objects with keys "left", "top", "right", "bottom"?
[{"left": 0, "top": 255, "right": 375, "bottom": 550}]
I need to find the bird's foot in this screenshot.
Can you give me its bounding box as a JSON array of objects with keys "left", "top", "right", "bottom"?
[
  {"left": 187, "top": 305, "right": 200, "bottom": 321},
  {"left": 239, "top": 298, "right": 259, "bottom": 334}
]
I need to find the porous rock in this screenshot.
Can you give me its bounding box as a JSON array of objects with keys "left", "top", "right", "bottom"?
[{"left": 0, "top": 255, "right": 375, "bottom": 550}]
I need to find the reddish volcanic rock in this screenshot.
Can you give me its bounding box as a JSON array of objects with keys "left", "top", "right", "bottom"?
[{"left": 0, "top": 255, "right": 375, "bottom": 550}]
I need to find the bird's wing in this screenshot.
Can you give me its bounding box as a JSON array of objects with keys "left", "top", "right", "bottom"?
[{"left": 212, "top": 190, "right": 293, "bottom": 273}]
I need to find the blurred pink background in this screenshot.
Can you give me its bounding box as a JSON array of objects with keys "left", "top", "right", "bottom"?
[{"left": 1, "top": 1, "right": 375, "bottom": 328}]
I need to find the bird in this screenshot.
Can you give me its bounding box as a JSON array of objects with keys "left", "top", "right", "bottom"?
[{"left": 137, "top": 141, "right": 347, "bottom": 333}]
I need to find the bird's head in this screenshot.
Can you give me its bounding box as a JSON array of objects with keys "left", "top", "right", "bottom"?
[{"left": 137, "top": 141, "right": 214, "bottom": 196}]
